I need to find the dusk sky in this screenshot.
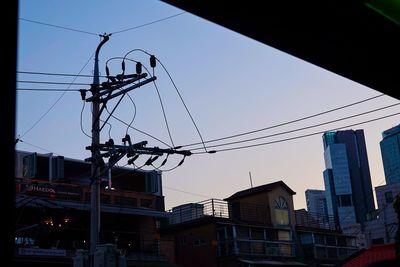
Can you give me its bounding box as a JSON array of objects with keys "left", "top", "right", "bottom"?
[{"left": 17, "top": 0, "right": 400, "bottom": 210}]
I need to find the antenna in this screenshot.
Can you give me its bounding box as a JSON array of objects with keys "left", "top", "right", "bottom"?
[{"left": 249, "top": 171, "right": 253, "bottom": 188}]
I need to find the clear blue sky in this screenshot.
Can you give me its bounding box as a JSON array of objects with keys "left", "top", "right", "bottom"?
[{"left": 17, "top": 0, "right": 400, "bottom": 210}]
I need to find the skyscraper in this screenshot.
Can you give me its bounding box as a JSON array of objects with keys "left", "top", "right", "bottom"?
[
  {"left": 380, "top": 124, "right": 400, "bottom": 184},
  {"left": 305, "top": 189, "right": 328, "bottom": 218},
  {"left": 322, "top": 130, "right": 375, "bottom": 229}
]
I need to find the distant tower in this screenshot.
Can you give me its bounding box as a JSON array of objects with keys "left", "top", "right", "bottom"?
[
  {"left": 305, "top": 189, "right": 328, "bottom": 218},
  {"left": 380, "top": 124, "right": 400, "bottom": 184},
  {"left": 322, "top": 130, "right": 375, "bottom": 229}
]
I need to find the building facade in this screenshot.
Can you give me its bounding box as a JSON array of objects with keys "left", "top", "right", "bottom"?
[
  {"left": 305, "top": 189, "right": 328, "bottom": 219},
  {"left": 380, "top": 124, "right": 400, "bottom": 184},
  {"left": 322, "top": 130, "right": 375, "bottom": 229},
  {"left": 365, "top": 182, "right": 400, "bottom": 246},
  {"left": 164, "top": 181, "right": 358, "bottom": 267},
  {"left": 14, "top": 150, "right": 172, "bottom": 267}
]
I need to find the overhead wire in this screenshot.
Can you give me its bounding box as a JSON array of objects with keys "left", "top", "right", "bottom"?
[
  {"left": 19, "top": 52, "right": 95, "bottom": 139},
  {"left": 17, "top": 80, "right": 91, "bottom": 86},
  {"left": 111, "top": 11, "right": 186, "bottom": 35},
  {"left": 17, "top": 70, "right": 108, "bottom": 78},
  {"left": 105, "top": 56, "right": 175, "bottom": 147},
  {"left": 181, "top": 94, "right": 387, "bottom": 148},
  {"left": 150, "top": 70, "right": 176, "bottom": 147},
  {"left": 19, "top": 17, "right": 99, "bottom": 37},
  {"left": 102, "top": 118, "right": 113, "bottom": 140},
  {"left": 188, "top": 103, "right": 400, "bottom": 151},
  {"left": 17, "top": 139, "right": 59, "bottom": 155},
  {"left": 20, "top": 11, "right": 186, "bottom": 37},
  {"left": 123, "top": 49, "right": 207, "bottom": 152},
  {"left": 163, "top": 186, "right": 214, "bottom": 199},
  {"left": 80, "top": 101, "right": 91, "bottom": 139},
  {"left": 17, "top": 12, "right": 189, "bottom": 146},
  {"left": 17, "top": 88, "right": 84, "bottom": 92},
  {"left": 124, "top": 93, "right": 137, "bottom": 136},
  {"left": 140, "top": 59, "right": 175, "bottom": 147},
  {"left": 103, "top": 58, "right": 138, "bottom": 137},
  {"left": 191, "top": 112, "right": 400, "bottom": 154},
  {"left": 104, "top": 106, "right": 172, "bottom": 148}
]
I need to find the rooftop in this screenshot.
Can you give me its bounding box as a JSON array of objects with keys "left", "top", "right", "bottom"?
[{"left": 224, "top": 180, "right": 296, "bottom": 201}]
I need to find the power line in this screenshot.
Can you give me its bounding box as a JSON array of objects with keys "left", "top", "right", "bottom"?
[
  {"left": 19, "top": 52, "right": 95, "bottom": 139},
  {"left": 17, "top": 80, "right": 91, "bottom": 86},
  {"left": 111, "top": 11, "right": 186, "bottom": 35},
  {"left": 105, "top": 57, "right": 175, "bottom": 147},
  {"left": 189, "top": 103, "right": 400, "bottom": 151},
  {"left": 163, "top": 186, "right": 214, "bottom": 199},
  {"left": 124, "top": 92, "right": 137, "bottom": 136},
  {"left": 17, "top": 88, "right": 83, "bottom": 92},
  {"left": 104, "top": 106, "right": 172, "bottom": 148},
  {"left": 80, "top": 101, "right": 91, "bottom": 139},
  {"left": 17, "top": 139, "right": 59, "bottom": 155},
  {"left": 19, "top": 17, "right": 99, "bottom": 37},
  {"left": 192, "top": 112, "right": 400, "bottom": 154},
  {"left": 182, "top": 94, "right": 387, "bottom": 148},
  {"left": 17, "top": 70, "right": 107, "bottom": 78},
  {"left": 138, "top": 60, "right": 176, "bottom": 148},
  {"left": 124, "top": 49, "right": 207, "bottom": 152}
]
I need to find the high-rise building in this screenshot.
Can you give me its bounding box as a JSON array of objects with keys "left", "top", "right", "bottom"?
[
  {"left": 322, "top": 130, "right": 375, "bottom": 229},
  {"left": 305, "top": 189, "right": 328, "bottom": 218},
  {"left": 380, "top": 124, "right": 400, "bottom": 184},
  {"left": 365, "top": 182, "right": 400, "bottom": 246}
]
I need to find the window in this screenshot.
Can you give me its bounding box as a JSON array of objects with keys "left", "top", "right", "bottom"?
[
  {"left": 385, "top": 191, "right": 394, "bottom": 203},
  {"left": 278, "top": 230, "right": 291, "bottom": 241},
  {"left": 279, "top": 244, "right": 292, "bottom": 256},
  {"left": 274, "top": 196, "right": 289, "bottom": 225},
  {"left": 236, "top": 226, "right": 250, "bottom": 239},
  {"left": 314, "top": 234, "right": 325, "bottom": 245},
  {"left": 251, "top": 228, "right": 264, "bottom": 240},
  {"left": 300, "top": 233, "right": 313, "bottom": 244}
]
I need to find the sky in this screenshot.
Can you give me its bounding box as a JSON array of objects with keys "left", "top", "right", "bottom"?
[{"left": 16, "top": 0, "right": 400, "bottom": 210}]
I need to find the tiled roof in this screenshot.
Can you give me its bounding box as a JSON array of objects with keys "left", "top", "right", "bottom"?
[{"left": 341, "top": 243, "right": 397, "bottom": 267}]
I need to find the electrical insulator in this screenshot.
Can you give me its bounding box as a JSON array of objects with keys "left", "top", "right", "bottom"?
[
  {"left": 136, "top": 62, "right": 142, "bottom": 75},
  {"left": 121, "top": 60, "right": 126, "bottom": 72},
  {"left": 160, "top": 157, "right": 168, "bottom": 167},
  {"left": 178, "top": 156, "right": 186, "bottom": 166},
  {"left": 106, "top": 66, "right": 110, "bottom": 77},
  {"left": 128, "top": 154, "right": 139, "bottom": 165},
  {"left": 150, "top": 55, "right": 156, "bottom": 68},
  {"left": 79, "top": 90, "right": 86, "bottom": 100}
]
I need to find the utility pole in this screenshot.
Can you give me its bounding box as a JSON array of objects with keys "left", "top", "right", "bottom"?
[
  {"left": 90, "top": 33, "right": 110, "bottom": 257},
  {"left": 82, "top": 38, "right": 193, "bottom": 266}
]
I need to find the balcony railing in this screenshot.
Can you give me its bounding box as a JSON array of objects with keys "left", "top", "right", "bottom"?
[
  {"left": 218, "top": 239, "right": 295, "bottom": 257},
  {"left": 295, "top": 210, "right": 339, "bottom": 230},
  {"left": 312, "top": 244, "right": 358, "bottom": 260},
  {"left": 15, "top": 178, "right": 157, "bottom": 210},
  {"left": 168, "top": 199, "right": 229, "bottom": 224}
]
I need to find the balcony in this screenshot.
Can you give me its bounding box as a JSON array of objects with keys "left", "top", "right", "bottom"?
[
  {"left": 168, "top": 199, "right": 229, "bottom": 224},
  {"left": 295, "top": 210, "right": 339, "bottom": 230},
  {"left": 218, "top": 239, "right": 295, "bottom": 258},
  {"left": 16, "top": 178, "right": 159, "bottom": 211}
]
